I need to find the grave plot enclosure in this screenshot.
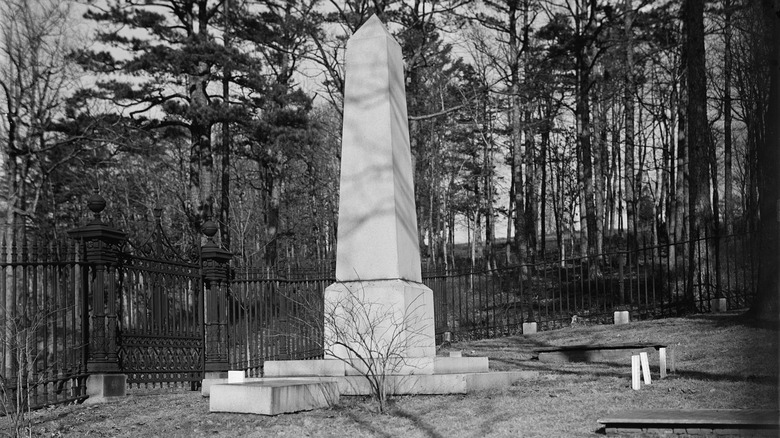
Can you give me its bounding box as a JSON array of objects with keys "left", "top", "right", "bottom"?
[{"left": 0, "top": 193, "right": 761, "bottom": 410}]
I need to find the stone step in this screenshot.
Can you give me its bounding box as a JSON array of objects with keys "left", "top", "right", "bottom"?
[
  {"left": 209, "top": 378, "right": 340, "bottom": 415},
  {"left": 262, "top": 356, "right": 490, "bottom": 378}
]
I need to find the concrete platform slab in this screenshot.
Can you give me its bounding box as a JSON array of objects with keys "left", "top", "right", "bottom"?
[
  {"left": 433, "top": 356, "right": 489, "bottom": 374},
  {"left": 209, "top": 379, "right": 339, "bottom": 415},
  {"left": 343, "top": 356, "right": 435, "bottom": 376}
]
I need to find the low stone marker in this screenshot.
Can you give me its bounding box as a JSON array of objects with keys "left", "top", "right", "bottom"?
[
  {"left": 631, "top": 355, "right": 641, "bottom": 390},
  {"left": 227, "top": 370, "right": 245, "bottom": 383},
  {"left": 639, "top": 352, "right": 651, "bottom": 385},
  {"left": 613, "top": 310, "right": 630, "bottom": 325},
  {"left": 659, "top": 347, "right": 668, "bottom": 379},
  {"left": 210, "top": 379, "right": 339, "bottom": 415}
]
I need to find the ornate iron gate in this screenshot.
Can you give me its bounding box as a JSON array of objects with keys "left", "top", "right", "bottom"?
[
  {"left": 114, "top": 212, "right": 204, "bottom": 388},
  {"left": 117, "top": 254, "right": 203, "bottom": 387}
]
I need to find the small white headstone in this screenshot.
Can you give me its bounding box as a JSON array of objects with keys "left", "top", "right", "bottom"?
[
  {"left": 659, "top": 347, "right": 668, "bottom": 379},
  {"left": 639, "top": 352, "right": 652, "bottom": 385},
  {"left": 614, "top": 311, "right": 630, "bottom": 325},
  {"left": 631, "top": 355, "right": 641, "bottom": 390}
]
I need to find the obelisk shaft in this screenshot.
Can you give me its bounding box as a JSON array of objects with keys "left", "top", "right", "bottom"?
[{"left": 335, "top": 15, "right": 421, "bottom": 283}]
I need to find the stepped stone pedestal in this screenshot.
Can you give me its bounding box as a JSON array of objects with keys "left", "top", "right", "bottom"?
[{"left": 205, "top": 358, "right": 538, "bottom": 400}]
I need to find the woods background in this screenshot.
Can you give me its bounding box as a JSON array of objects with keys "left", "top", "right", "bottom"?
[{"left": 1, "top": 0, "right": 778, "bottom": 314}]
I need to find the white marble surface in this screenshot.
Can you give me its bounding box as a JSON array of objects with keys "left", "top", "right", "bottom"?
[{"left": 335, "top": 15, "right": 421, "bottom": 283}]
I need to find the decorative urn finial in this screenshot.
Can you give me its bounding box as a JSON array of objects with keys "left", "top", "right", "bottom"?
[{"left": 87, "top": 190, "right": 106, "bottom": 223}]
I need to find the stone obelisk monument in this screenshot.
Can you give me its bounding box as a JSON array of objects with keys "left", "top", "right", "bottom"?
[
  {"left": 207, "top": 16, "right": 535, "bottom": 414},
  {"left": 324, "top": 15, "right": 436, "bottom": 367}
]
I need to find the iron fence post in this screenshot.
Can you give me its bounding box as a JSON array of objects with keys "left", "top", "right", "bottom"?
[
  {"left": 201, "top": 220, "right": 232, "bottom": 373},
  {"left": 68, "top": 191, "right": 126, "bottom": 374}
]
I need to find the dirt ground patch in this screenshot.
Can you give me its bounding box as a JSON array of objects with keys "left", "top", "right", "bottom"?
[{"left": 3, "top": 312, "right": 778, "bottom": 437}]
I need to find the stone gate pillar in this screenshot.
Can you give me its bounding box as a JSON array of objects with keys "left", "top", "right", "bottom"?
[
  {"left": 68, "top": 191, "right": 127, "bottom": 402},
  {"left": 201, "top": 220, "right": 231, "bottom": 375}
]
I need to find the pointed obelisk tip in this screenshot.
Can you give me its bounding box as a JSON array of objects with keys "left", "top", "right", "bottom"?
[{"left": 352, "top": 14, "right": 392, "bottom": 40}]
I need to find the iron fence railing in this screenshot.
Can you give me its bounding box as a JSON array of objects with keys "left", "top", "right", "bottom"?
[
  {"left": 0, "top": 230, "right": 759, "bottom": 411},
  {"left": 227, "top": 269, "right": 330, "bottom": 377},
  {"left": 423, "top": 233, "right": 757, "bottom": 341},
  {"left": 0, "top": 237, "right": 89, "bottom": 412}
]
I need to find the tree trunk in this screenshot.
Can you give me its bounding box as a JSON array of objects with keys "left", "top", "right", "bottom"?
[
  {"left": 685, "top": 0, "right": 713, "bottom": 307},
  {"left": 539, "top": 121, "right": 550, "bottom": 258},
  {"left": 624, "top": 0, "right": 637, "bottom": 253},
  {"left": 483, "top": 129, "right": 496, "bottom": 270},
  {"left": 219, "top": 0, "right": 232, "bottom": 251},
  {"left": 262, "top": 159, "right": 280, "bottom": 267},
  {"left": 594, "top": 97, "right": 607, "bottom": 257},
  {"left": 577, "top": 57, "right": 598, "bottom": 257},
  {"left": 523, "top": 107, "right": 537, "bottom": 259},
  {"left": 749, "top": 0, "right": 779, "bottom": 323},
  {"left": 723, "top": 0, "right": 733, "bottom": 234},
  {"left": 509, "top": 0, "right": 528, "bottom": 264},
  {"left": 673, "top": 72, "right": 688, "bottom": 245},
  {"left": 609, "top": 111, "right": 620, "bottom": 235}
]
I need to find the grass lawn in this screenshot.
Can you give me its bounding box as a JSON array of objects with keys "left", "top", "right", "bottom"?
[{"left": 4, "top": 311, "right": 778, "bottom": 437}]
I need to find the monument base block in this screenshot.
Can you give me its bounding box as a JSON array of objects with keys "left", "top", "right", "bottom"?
[
  {"left": 84, "top": 374, "right": 126, "bottom": 404},
  {"left": 324, "top": 279, "right": 436, "bottom": 361}
]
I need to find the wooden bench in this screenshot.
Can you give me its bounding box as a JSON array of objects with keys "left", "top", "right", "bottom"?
[{"left": 598, "top": 409, "right": 779, "bottom": 436}]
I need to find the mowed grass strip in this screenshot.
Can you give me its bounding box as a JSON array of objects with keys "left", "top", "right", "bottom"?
[{"left": 8, "top": 312, "right": 777, "bottom": 438}]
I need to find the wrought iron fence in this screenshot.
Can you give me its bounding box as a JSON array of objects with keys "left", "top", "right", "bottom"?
[
  {"left": 0, "top": 224, "right": 759, "bottom": 412},
  {"left": 0, "top": 237, "right": 89, "bottom": 411},
  {"left": 227, "top": 267, "right": 329, "bottom": 377},
  {"left": 424, "top": 233, "right": 757, "bottom": 341}
]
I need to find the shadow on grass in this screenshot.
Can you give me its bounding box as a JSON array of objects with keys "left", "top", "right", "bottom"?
[
  {"left": 674, "top": 369, "right": 779, "bottom": 385},
  {"left": 491, "top": 356, "right": 778, "bottom": 386},
  {"left": 391, "top": 406, "right": 445, "bottom": 438},
  {"left": 687, "top": 311, "right": 780, "bottom": 331},
  {"left": 344, "top": 410, "right": 394, "bottom": 438}
]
